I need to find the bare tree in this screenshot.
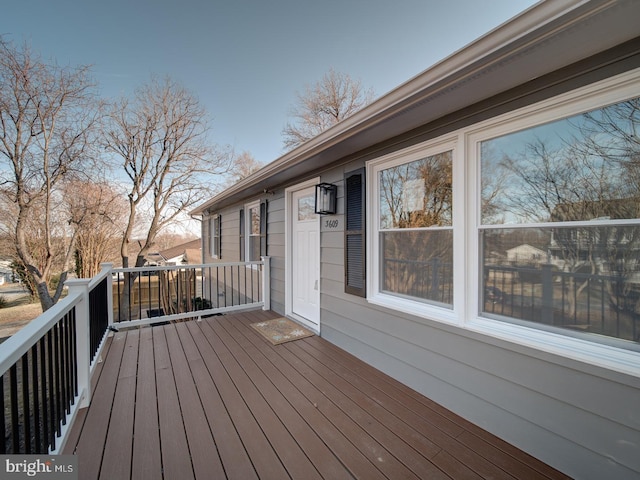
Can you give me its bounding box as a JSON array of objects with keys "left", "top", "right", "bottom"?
[
  {"left": 0, "top": 38, "right": 101, "bottom": 311},
  {"left": 223, "top": 150, "right": 263, "bottom": 187},
  {"left": 232, "top": 150, "right": 263, "bottom": 181},
  {"left": 490, "top": 99, "right": 640, "bottom": 318},
  {"left": 282, "top": 68, "right": 375, "bottom": 150},
  {"left": 104, "top": 76, "right": 231, "bottom": 269},
  {"left": 67, "top": 181, "right": 127, "bottom": 278}
]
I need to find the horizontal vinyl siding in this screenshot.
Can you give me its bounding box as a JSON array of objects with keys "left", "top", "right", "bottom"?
[
  {"left": 316, "top": 157, "right": 640, "bottom": 479},
  {"left": 201, "top": 215, "right": 212, "bottom": 263},
  {"left": 267, "top": 194, "right": 286, "bottom": 315},
  {"left": 220, "top": 208, "right": 240, "bottom": 261},
  {"left": 200, "top": 208, "right": 242, "bottom": 264}
]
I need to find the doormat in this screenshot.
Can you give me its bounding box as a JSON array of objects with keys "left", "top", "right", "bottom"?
[{"left": 250, "top": 317, "right": 315, "bottom": 345}]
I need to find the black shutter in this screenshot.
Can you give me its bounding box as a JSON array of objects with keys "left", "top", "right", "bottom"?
[
  {"left": 259, "top": 199, "right": 268, "bottom": 257},
  {"left": 345, "top": 168, "right": 366, "bottom": 297},
  {"left": 239, "top": 208, "right": 245, "bottom": 261}
]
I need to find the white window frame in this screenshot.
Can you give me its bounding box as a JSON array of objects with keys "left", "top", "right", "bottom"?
[
  {"left": 364, "top": 68, "right": 640, "bottom": 376},
  {"left": 367, "top": 136, "right": 461, "bottom": 325},
  {"left": 464, "top": 68, "right": 640, "bottom": 376},
  {"left": 209, "top": 214, "right": 220, "bottom": 259},
  {"left": 244, "top": 200, "right": 261, "bottom": 263}
]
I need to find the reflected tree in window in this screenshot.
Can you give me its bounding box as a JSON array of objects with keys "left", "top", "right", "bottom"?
[
  {"left": 380, "top": 152, "right": 452, "bottom": 228},
  {"left": 378, "top": 151, "right": 453, "bottom": 305},
  {"left": 481, "top": 97, "right": 640, "bottom": 342},
  {"left": 568, "top": 99, "right": 640, "bottom": 314}
]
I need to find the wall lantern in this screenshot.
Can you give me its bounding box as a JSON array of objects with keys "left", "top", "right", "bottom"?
[{"left": 314, "top": 183, "right": 337, "bottom": 215}]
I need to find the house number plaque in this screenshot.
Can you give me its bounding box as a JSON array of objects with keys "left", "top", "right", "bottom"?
[{"left": 321, "top": 216, "right": 342, "bottom": 231}]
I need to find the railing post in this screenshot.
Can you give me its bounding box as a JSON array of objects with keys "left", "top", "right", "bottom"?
[
  {"left": 66, "top": 278, "right": 92, "bottom": 409},
  {"left": 101, "top": 262, "right": 115, "bottom": 328},
  {"left": 541, "top": 263, "right": 554, "bottom": 325},
  {"left": 431, "top": 258, "right": 441, "bottom": 300},
  {"left": 261, "top": 256, "right": 271, "bottom": 311}
]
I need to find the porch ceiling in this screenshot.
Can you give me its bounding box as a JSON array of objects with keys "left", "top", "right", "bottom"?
[{"left": 64, "top": 310, "right": 570, "bottom": 479}]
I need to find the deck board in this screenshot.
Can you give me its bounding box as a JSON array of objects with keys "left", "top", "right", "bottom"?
[
  {"left": 174, "top": 322, "right": 259, "bottom": 480},
  {"left": 72, "top": 331, "right": 128, "bottom": 479},
  {"left": 198, "top": 316, "right": 324, "bottom": 480},
  {"left": 299, "top": 333, "right": 558, "bottom": 479},
  {"left": 99, "top": 330, "right": 139, "bottom": 480},
  {"left": 184, "top": 319, "right": 291, "bottom": 480},
  {"left": 64, "top": 311, "right": 571, "bottom": 480},
  {"left": 153, "top": 325, "right": 194, "bottom": 480},
  {"left": 292, "top": 336, "right": 518, "bottom": 479},
  {"left": 131, "top": 326, "right": 162, "bottom": 480},
  {"left": 212, "top": 320, "right": 345, "bottom": 478},
  {"left": 164, "top": 324, "right": 226, "bottom": 479},
  {"left": 217, "top": 313, "right": 388, "bottom": 479},
  {"left": 225, "top": 312, "right": 443, "bottom": 479}
]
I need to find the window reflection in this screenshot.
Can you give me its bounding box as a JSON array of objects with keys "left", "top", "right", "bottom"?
[
  {"left": 297, "top": 195, "right": 315, "bottom": 221},
  {"left": 377, "top": 150, "right": 453, "bottom": 307},
  {"left": 249, "top": 206, "right": 260, "bottom": 261},
  {"left": 250, "top": 206, "right": 260, "bottom": 235},
  {"left": 480, "top": 97, "right": 640, "bottom": 346},
  {"left": 482, "top": 226, "right": 640, "bottom": 343},
  {"left": 381, "top": 230, "right": 453, "bottom": 306},
  {"left": 379, "top": 151, "right": 452, "bottom": 229},
  {"left": 481, "top": 98, "right": 640, "bottom": 225}
]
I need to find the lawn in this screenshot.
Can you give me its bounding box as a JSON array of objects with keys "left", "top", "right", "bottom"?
[{"left": 0, "top": 288, "right": 42, "bottom": 339}]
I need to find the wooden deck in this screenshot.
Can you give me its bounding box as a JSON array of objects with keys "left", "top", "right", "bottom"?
[{"left": 64, "top": 310, "right": 570, "bottom": 479}]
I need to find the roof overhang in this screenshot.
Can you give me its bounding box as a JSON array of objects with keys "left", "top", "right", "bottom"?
[{"left": 192, "top": 0, "right": 640, "bottom": 215}]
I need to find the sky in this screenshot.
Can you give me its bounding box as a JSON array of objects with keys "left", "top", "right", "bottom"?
[{"left": 2, "top": 0, "right": 539, "bottom": 166}]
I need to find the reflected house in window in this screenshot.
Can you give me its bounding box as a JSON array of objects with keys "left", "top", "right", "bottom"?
[
  {"left": 547, "top": 198, "right": 640, "bottom": 309},
  {"left": 506, "top": 244, "right": 547, "bottom": 266}
]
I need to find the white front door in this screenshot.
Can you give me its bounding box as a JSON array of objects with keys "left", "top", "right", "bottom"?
[{"left": 290, "top": 186, "right": 320, "bottom": 330}]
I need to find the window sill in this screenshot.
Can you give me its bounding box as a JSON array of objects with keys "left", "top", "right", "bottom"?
[
  {"left": 467, "top": 316, "right": 640, "bottom": 378},
  {"left": 367, "top": 293, "right": 459, "bottom": 326}
]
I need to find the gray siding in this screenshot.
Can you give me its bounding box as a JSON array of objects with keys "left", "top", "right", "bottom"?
[
  {"left": 202, "top": 194, "right": 288, "bottom": 315},
  {"left": 202, "top": 206, "right": 242, "bottom": 263},
  {"left": 266, "top": 194, "right": 286, "bottom": 314}
]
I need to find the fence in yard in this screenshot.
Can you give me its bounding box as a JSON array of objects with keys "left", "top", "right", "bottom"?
[
  {"left": 484, "top": 263, "right": 640, "bottom": 342},
  {"left": 380, "top": 257, "right": 639, "bottom": 343},
  {"left": 382, "top": 257, "right": 453, "bottom": 305},
  {"left": 0, "top": 258, "right": 270, "bottom": 454}
]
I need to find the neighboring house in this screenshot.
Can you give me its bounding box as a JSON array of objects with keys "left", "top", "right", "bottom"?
[
  {"left": 146, "top": 239, "right": 202, "bottom": 266},
  {"left": 0, "top": 260, "right": 13, "bottom": 285},
  {"left": 506, "top": 244, "right": 547, "bottom": 265},
  {"left": 192, "top": 2, "right": 640, "bottom": 478}
]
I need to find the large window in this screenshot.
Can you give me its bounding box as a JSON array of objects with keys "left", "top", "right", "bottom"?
[
  {"left": 369, "top": 142, "right": 454, "bottom": 312},
  {"left": 365, "top": 70, "right": 640, "bottom": 369},
  {"left": 479, "top": 94, "right": 640, "bottom": 347}
]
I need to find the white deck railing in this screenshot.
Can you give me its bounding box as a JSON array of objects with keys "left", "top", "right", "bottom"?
[
  {"left": 111, "top": 258, "right": 270, "bottom": 328},
  {"left": 0, "top": 258, "right": 270, "bottom": 455}
]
